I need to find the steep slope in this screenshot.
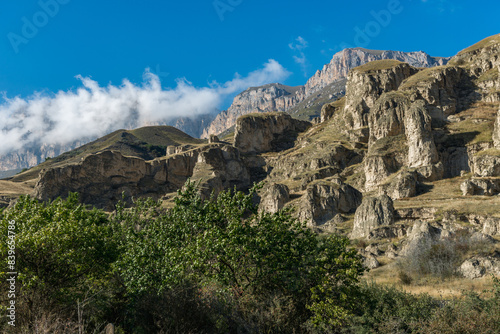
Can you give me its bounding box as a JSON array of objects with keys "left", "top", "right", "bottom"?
[
  {"left": 0, "top": 112, "right": 216, "bottom": 174},
  {"left": 202, "top": 48, "right": 450, "bottom": 137},
  {"left": 8, "top": 126, "right": 204, "bottom": 183},
  {"left": 201, "top": 84, "right": 304, "bottom": 138}
]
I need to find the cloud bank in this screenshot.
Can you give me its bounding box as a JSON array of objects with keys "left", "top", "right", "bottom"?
[{"left": 0, "top": 59, "right": 290, "bottom": 155}]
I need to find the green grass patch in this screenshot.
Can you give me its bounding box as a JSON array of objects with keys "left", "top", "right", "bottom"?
[
  {"left": 456, "top": 33, "right": 500, "bottom": 56},
  {"left": 475, "top": 148, "right": 500, "bottom": 157},
  {"left": 353, "top": 59, "right": 404, "bottom": 74},
  {"left": 399, "top": 66, "right": 449, "bottom": 90},
  {"left": 477, "top": 67, "right": 499, "bottom": 83},
  {"left": 445, "top": 119, "right": 494, "bottom": 145}
]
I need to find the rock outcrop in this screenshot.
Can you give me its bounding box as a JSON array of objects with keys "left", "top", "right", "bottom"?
[
  {"left": 34, "top": 143, "right": 250, "bottom": 209},
  {"left": 305, "top": 48, "right": 448, "bottom": 96},
  {"left": 234, "top": 112, "right": 310, "bottom": 154},
  {"left": 297, "top": 181, "right": 362, "bottom": 227},
  {"left": 460, "top": 177, "right": 500, "bottom": 196},
  {"left": 351, "top": 194, "right": 394, "bottom": 239},
  {"left": 202, "top": 48, "right": 449, "bottom": 138},
  {"left": 201, "top": 84, "right": 304, "bottom": 138},
  {"left": 459, "top": 256, "right": 500, "bottom": 279},
  {"left": 494, "top": 108, "right": 500, "bottom": 148},
  {"left": 401, "top": 221, "right": 441, "bottom": 256},
  {"left": 258, "top": 183, "right": 290, "bottom": 213},
  {"left": 472, "top": 150, "right": 500, "bottom": 176}
]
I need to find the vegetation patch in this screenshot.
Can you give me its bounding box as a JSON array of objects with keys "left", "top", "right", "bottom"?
[
  {"left": 353, "top": 59, "right": 404, "bottom": 74},
  {"left": 399, "top": 65, "right": 449, "bottom": 90},
  {"left": 455, "top": 33, "right": 500, "bottom": 56}
]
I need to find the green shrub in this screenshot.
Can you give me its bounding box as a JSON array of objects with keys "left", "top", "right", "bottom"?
[
  {"left": 0, "top": 193, "right": 120, "bottom": 332},
  {"left": 114, "top": 181, "right": 365, "bottom": 332}
]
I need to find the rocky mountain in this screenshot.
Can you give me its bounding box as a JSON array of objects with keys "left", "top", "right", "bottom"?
[
  {"left": 201, "top": 84, "right": 304, "bottom": 138},
  {"left": 0, "top": 48, "right": 446, "bottom": 174},
  {"left": 3, "top": 34, "right": 500, "bottom": 279},
  {"left": 0, "top": 113, "right": 215, "bottom": 175},
  {"left": 202, "top": 48, "right": 450, "bottom": 138}
]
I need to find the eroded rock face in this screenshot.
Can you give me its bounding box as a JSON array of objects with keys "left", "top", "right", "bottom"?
[
  {"left": 404, "top": 101, "right": 440, "bottom": 169},
  {"left": 191, "top": 145, "right": 251, "bottom": 199},
  {"left": 34, "top": 143, "right": 251, "bottom": 209},
  {"left": 34, "top": 151, "right": 162, "bottom": 209},
  {"left": 305, "top": 48, "right": 447, "bottom": 96},
  {"left": 494, "top": 108, "right": 500, "bottom": 148},
  {"left": 343, "top": 61, "right": 418, "bottom": 132},
  {"left": 201, "top": 84, "right": 305, "bottom": 138},
  {"left": 351, "top": 194, "right": 394, "bottom": 239},
  {"left": 402, "top": 66, "right": 466, "bottom": 122},
  {"left": 461, "top": 178, "right": 500, "bottom": 196},
  {"left": 473, "top": 153, "right": 500, "bottom": 177},
  {"left": 459, "top": 256, "right": 500, "bottom": 279},
  {"left": 234, "top": 112, "right": 310, "bottom": 154},
  {"left": 297, "top": 181, "right": 362, "bottom": 227},
  {"left": 258, "top": 183, "right": 290, "bottom": 214}
]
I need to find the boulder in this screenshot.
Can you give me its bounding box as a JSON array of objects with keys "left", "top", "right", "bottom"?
[
  {"left": 401, "top": 221, "right": 441, "bottom": 256},
  {"left": 459, "top": 256, "right": 500, "bottom": 279},
  {"left": 460, "top": 177, "right": 500, "bottom": 196},
  {"left": 351, "top": 194, "right": 395, "bottom": 239},
  {"left": 384, "top": 170, "right": 418, "bottom": 200},
  {"left": 473, "top": 152, "right": 500, "bottom": 177},
  {"left": 482, "top": 217, "right": 500, "bottom": 236},
  {"left": 363, "top": 255, "right": 380, "bottom": 269}
]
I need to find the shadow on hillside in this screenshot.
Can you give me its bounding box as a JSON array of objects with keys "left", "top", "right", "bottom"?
[{"left": 416, "top": 182, "right": 434, "bottom": 196}]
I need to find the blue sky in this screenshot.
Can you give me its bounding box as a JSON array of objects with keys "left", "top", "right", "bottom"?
[
  {"left": 0, "top": 0, "right": 498, "bottom": 98},
  {"left": 0, "top": 0, "right": 498, "bottom": 152}
]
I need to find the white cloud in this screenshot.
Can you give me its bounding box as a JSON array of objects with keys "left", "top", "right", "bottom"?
[
  {"left": 0, "top": 59, "right": 290, "bottom": 155},
  {"left": 289, "top": 36, "right": 309, "bottom": 76}
]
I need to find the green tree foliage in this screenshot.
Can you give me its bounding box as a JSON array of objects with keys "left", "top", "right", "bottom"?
[
  {"left": 114, "top": 181, "right": 365, "bottom": 330},
  {"left": 0, "top": 193, "right": 120, "bottom": 331}
]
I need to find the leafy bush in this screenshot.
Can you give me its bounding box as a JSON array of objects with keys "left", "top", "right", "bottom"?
[
  {"left": 345, "top": 283, "right": 439, "bottom": 333},
  {"left": 0, "top": 193, "right": 120, "bottom": 332},
  {"left": 114, "top": 181, "right": 365, "bottom": 332}
]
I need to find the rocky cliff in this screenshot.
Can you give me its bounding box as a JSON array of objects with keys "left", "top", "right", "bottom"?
[
  {"left": 202, "top": 48, "right": 449, "bottom": 138},
  {"left": 5, "top": 34, "right": 500, "bottom": 280}
]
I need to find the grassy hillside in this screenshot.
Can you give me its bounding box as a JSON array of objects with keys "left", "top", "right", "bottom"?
[{"left": 9, "top": 126, "right": 205, "bottom": 182}]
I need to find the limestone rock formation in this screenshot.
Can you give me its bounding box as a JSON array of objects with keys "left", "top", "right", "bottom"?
[
  {"left": 344, "top": 61, "right": 418, "bottom": 130},
  {"left": 297, "top": 181, "right": 362, "bottom": 227},
  {"left": 459, "top": 256, "right": 500, "bottom": 279},
  {"left": 34, "top": 151, "right": 161, "bottom": 209},
  {"left": 202, "top": 48, "right": 448, "bottom": 139},
  {"left": 34, "top": 143, "right": 250, "bottom": 209},
  {"left": 234, "top": 112, "right": 310, "bottom": 154},
  {"left": 460, "top": 177, "right": 500, "bottom": 196},
  {"left": 201, "top": 84, "right": 304, "bottom": 138},
  {"left": 351, "top": 194, "right": 394, "bottom": 239},
  {"left": 472, "top": 151, "right": 500, "bottom": 176},
  {"left": 401, "top": 221, "right": 441, "bottom": 256},
  {"left": 384, "top": 170, "right": 418, "bottom": 200},
  {"left": 191, "top": 145, "right": 251, "bottom": 199},
  {"left": 305, "top": 48, "right": 448, "bottom": 96},
  {"left": 494, "top": 108, "right": 500, "bottom": 148},
  {"left": 258, "top": 183, "right": 290, "bottom": 213}
]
